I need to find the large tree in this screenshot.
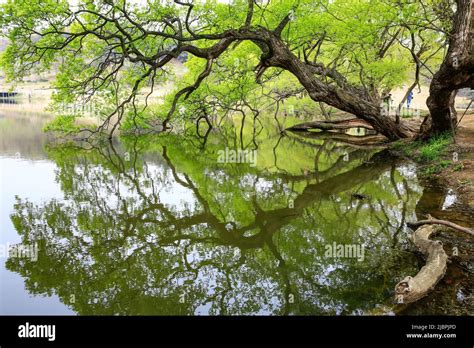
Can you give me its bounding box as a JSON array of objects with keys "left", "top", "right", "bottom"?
[
  {"left": 0, "top": 0, "right": 470, "bottom": 140},
  {"left": 421, "top": 0, "right": 473, "bottom": 137}
]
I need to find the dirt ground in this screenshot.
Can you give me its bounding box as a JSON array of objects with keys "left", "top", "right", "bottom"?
[{"left": 441, "top": 112, "right": 474, "bottom": 208}]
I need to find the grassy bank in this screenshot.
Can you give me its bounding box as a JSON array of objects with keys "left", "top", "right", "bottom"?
[{"left": 391, "top": 132, "right": 460, "bottom": 176}]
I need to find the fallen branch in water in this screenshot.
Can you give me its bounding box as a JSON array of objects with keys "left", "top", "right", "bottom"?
[
  {"left": 395, "top": 216, "right": 473, "bottom": 305},
  {"left": 394, "top": 224, "right": 448, "bottom": 305},
  {"left": 285, "top": 129, "right": 388, "bottom": 148},
  {"left": 407, "top": 218, "right": 474, "bottom": 237},
  {"left": 286, "top": 118, "right": 374, "bottom": 132}
]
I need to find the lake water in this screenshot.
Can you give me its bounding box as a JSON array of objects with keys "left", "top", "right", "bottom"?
[{"left": 0, "top": 110, "right": 472, "bottom": 315}]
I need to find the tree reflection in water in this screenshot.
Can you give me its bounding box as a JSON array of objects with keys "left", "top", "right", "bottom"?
[{"left": 7, "top": 130, "right": 422, "bottom": 315}]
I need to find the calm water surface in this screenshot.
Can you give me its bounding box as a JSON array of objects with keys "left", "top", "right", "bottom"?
[{"left": 0, "top": 110, "right": 472, "bottom": 315}]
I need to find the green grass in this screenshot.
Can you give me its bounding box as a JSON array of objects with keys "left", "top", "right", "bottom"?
[
  {"left": 392, "top": 132, "right": 455, "bottom": 177},
  {"left": 393, "top": 132, "right": 453, "bottom": 162},
  {"left": 422, "top": 160, "right": 451, "bottom": 175},
  {"left": 416, "top": 133, "right": 452, "bottom": 162}
]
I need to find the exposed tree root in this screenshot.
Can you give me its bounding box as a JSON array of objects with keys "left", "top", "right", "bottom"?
[{"left": 394, "top": 224, "right": 448, "bottom": 304}]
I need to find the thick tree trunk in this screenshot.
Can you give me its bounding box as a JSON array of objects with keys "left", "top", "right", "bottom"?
[
  {"left": 181, "top": 6, "right": 472, "bottom": 142},
  {"left": 261, "top": 0, "right": 472, "bottom": 141},
  {"left": 252, "top": 29, "right": 416, "bottom": 140},
  {"left": 262, "top": 0, "right": 472, "bottom": 141},
  {"left": 422, "top": 0, "right": 474, "bottom": 138}
]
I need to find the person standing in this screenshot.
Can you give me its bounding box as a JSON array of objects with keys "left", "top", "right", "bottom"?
[{"left": 407, "top": 90, "right": 413, "bottom": 109}]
